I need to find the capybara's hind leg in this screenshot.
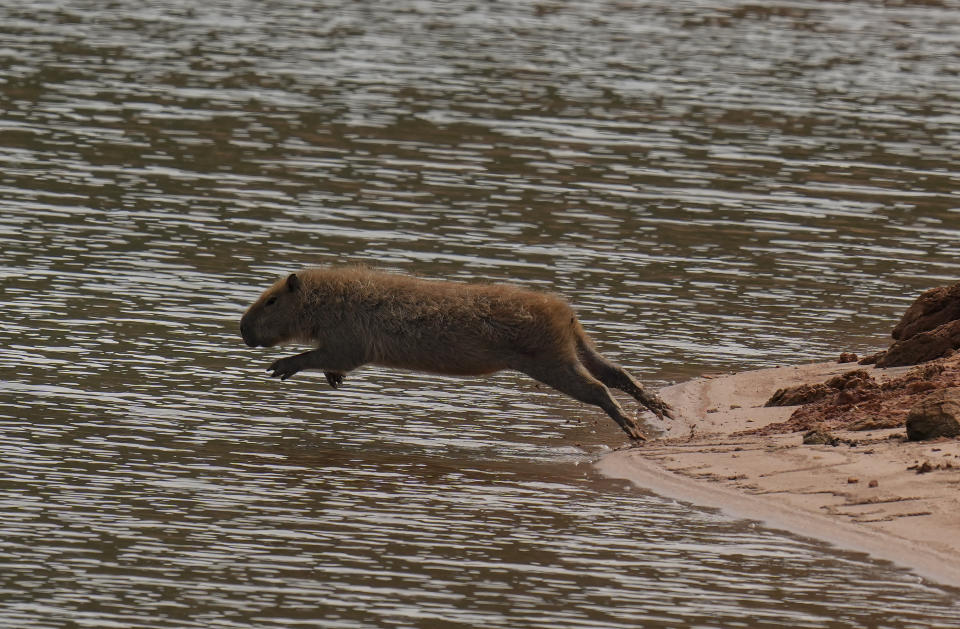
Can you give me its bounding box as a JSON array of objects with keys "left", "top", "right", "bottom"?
[
  {"left": 576, "top": 336, "right": 673, "bottom": 420},
  {"left": 514, "top": 358, "right": 646, "bottom": 441}
]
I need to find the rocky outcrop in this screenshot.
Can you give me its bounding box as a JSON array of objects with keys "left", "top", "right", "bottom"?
[
  {"left": 765, "top": 383, "right": 832, "bottom": 407},
  {"left": 892, "top": 283, "right": 960, "bottom": 340},
  {"left": 750, "top": 356, "right": 960, "bottom": 435},
  {"left": 863, "top": 281, "right": 960, "bottom": 368},
  {"left": 765, "top": 370, "right": 876, "bottom": 407},
  {"left": 802, "top": 428, "right": 842, "bottom": 446},
  {"left": 877, "top": 320, "right": 960, "bottom": 368},
  {"left": 906, "top": 388, "right": 960, "bottom": 441}
]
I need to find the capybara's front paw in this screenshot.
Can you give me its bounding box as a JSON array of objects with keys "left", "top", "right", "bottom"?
[
  {"left": 267, "top": 356, "right": 301, "bottom": 381},
  {"left": 325, "top": 372, "right": 344, "bottom": 389}
]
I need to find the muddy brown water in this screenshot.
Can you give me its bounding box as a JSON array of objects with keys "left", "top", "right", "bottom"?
[{"left": 3, "top": 1, "right": 960, "bottom": 627}]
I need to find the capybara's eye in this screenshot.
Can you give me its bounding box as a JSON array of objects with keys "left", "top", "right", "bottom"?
[{"left": 265, "top": 296, "right": 277, "bottom": 306}]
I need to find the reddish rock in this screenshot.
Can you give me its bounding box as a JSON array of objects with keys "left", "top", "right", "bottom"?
[
  {"left": 765, "top": 370, "right": 878, "bottom": 408},
  {"left": 870, "top": 283, "right": 960, "bottom": 367},
  {"left": 836, "top": 389, "right": 863, "bottom": 405},
  {"left": 906, "top": 380, "right": 938, "bottom": 395},
  {"left": 906, "top": 387, "right": 960, "bottom": 441},
  {"left": 802, "top": 428, "right": 841, "bottom": 446},
  {"left": 745, "top": 354, "right": 960, "bottom": 437},
  {"left": 892, "top": 282, "right": 960, "bottom": 340},
  {"left": 838, "top": 352, "right": 858, "bottom": 363},
  {"left": 876, "top": 319, "right": 960, "bottom": 368},
  {"left": 826, "top": 370, "right": 875, "bottom": 390},
  {"left": 765, "top": 383, "right": 831, "bottom": 407},
  {"left": 858, "top": 351, "right": 885, "bottom": 365}
]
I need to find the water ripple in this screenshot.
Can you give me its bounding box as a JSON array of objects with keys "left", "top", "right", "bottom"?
[{"left": 3, "top": 0, "right": 960, "bottom": 627}]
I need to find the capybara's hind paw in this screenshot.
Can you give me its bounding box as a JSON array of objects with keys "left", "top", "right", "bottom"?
[
  {"left": 325, "top": 372, "right": 344, "bottom": 389},
  {"left": 641, "top": 392, "right": 674, "bottom": 421},
  {"left": 656, "top": 398, "right": 675, "bottom": 421},
  {"left": 628, "top": 428, "right": 648, "bottom": 442},
  {"left": 619, "top": 418, "right": 648, "bottom": 441}
]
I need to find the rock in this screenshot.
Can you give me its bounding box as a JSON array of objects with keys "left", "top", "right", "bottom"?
[
  {"left": 877, "top": 319, "right": 960, "bottom": 367},
  {"left": 868, "top": 479, "right": 879, "bottom": 488},
  {"left": 836, "top": 389, "right": 862, "bottom": 405},
  {"left": 892, "top": 282, "right": 960, "bottom": 340},
  {"left": 858, "top": 350, "right": 885, "bottom": 365},
  {"left": 825, "top": 369, "right": 875, "bottom": 390},
  {"left": 906, "top": 380, "right": 938, "bottom": 395},
  {"left": 849, "top": 416, "right": 900, "bottom": 431},
  {"left": 803, "top": 429, "right": 841, "bottom": 446},
  {"left": 905, "top": 387, "right": 960, "bottom": 441},
  {"left": 909, "top": 459, "right": 955, "bottom": 473},
  {"left": 828, "top": 370, "right": 879, "bottom": 406},
  {"left": 871, "top": 282, "right": 960, "bottom": 367},
  {"left": 766, "top": 383, "right": 831, "bottom": 407},
  {"left": 766, "top": 370, "right": 878, "bottom": 408},
  {"left": 838, "top": 352, "right": 858, "bottom": 363}
]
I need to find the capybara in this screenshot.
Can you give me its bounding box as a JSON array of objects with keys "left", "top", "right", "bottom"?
[{"left": 239, "top": 266, "right": 672, "bottom": 440}]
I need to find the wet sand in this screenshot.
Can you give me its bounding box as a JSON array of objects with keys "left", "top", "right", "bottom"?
[{"left": 597, "top": 361, "right": 960, "bottom": 586}]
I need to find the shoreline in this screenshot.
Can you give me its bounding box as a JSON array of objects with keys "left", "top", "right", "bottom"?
[{"left": 596, "top": 361, "right": 960, "bottom": 587}]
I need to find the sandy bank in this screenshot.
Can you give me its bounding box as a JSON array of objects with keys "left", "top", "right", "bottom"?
[{"left": 597, "top": 361, "right": 960, "bottom": 587}]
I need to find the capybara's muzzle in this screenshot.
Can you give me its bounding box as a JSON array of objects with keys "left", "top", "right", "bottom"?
[{"left": 239, "top": 317, "right": 258, "bottom": 347}]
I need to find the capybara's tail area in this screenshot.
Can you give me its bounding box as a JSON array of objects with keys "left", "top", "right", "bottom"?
[{"left": 574, "top": 328, "right": 673, "bottom": 421}]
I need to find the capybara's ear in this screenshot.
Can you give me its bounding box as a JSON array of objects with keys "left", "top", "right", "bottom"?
[{"left": 286, "top": 273, "right": 300, "bottom": 293}]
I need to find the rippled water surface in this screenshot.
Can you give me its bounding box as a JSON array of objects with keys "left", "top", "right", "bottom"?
[{"left": 3, "top": 1, "right": 960, "bottom": 627}]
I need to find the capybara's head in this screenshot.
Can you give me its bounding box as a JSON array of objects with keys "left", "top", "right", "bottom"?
[{"left": 240, "top": 273, "right": 304, "bottom": 347}]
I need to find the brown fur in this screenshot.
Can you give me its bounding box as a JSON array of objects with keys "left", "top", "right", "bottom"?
[{"left": 239, "top": 266, "right": 671, "bottom": 440}]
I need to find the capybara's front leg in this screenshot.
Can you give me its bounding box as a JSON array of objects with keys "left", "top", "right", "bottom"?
[
  {"left": 268, "top": 349, "right": 364, "bottom": 382},
  {"left": 268, "top": 350, "right": 316, "bottom": 380}
]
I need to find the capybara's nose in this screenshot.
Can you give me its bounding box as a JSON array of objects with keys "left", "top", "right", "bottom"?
[{"left": 240, "top": 318, "right": 257, "bottom": 347}]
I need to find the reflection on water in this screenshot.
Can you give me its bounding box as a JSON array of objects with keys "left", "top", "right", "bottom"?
[{"left": 2, "top": 0, "right": 960, "bottom": 627}]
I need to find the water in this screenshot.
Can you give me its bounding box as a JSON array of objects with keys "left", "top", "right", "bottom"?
[{"left": 3, "top": 0, "right": 960, "bottom": 626}]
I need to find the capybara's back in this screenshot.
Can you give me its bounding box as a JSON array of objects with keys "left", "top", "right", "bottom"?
[
  {"left": 240, "top": 266, "right": 671, "bottom": 440},
  {"left": 242, "top": 266, "right": 578, "bottom": 374}
]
